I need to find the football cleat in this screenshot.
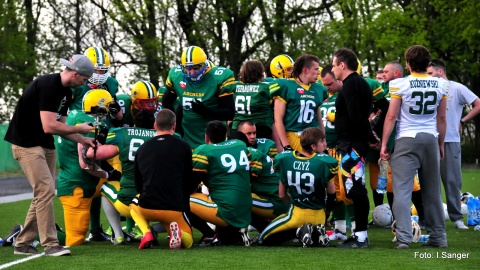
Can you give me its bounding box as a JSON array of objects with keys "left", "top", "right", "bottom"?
[
  {"left": 239, "top": 228, "right": 251, "bottom": 247},
  {"left": 111, "top": 236, "right": 125, "bottom": 246},
  {"left": 138, "top": 232, "right": 154, "bottom": 250},
  {"left": 86, "top": 226, "right": 111, "bottom": 242},
  {"left": 125, "top": 228, "right": 143, "bottom": 242},
  {"left": 337, "top": 235, "right": 369, "bottom": 248},
  {"left": 198, "top": 234, "right": 221, "bottom": 247},
  {"left": 2, "top": 224, "right": 23, "bottom": 247},
  {"left": 104, "top": 226, "right": 113, "bottom": 237},
  {"left": 169, "top": 222, "right": 182, "bottom": 250},
  {"left": 315, "top": 224, "right": 330, "bottom": 247},
  {"left": 296, "top": 223, "right": 314, "bottom": 248}
]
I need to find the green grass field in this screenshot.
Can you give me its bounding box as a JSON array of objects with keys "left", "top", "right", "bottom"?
[{"left": 1, "top": 169, "right": 479, "bottom": 269}]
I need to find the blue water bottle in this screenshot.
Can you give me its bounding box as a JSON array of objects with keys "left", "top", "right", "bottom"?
[
  {"left": 376, "top": 160, "right": 389, "bottom": 194},
  {"left": 419, "top": 235, "right": 430, "bottom": 243}
]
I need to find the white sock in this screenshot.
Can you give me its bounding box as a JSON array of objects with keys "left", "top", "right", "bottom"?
[
  {"left": 350, "top": 221, "right": 356, "bottom": 234},
  {"left": 335, "top": 220, "right": 347, "bottom": 234},
  {"left": 101, "top": 196, "right": 124, "bottom": 239},
  {"left": 355, "top": 230, "right": 367, "bottom": 242}
]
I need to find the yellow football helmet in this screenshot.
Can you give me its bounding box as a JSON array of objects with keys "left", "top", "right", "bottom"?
[
  {"left": 356, "top": 58, "right": 362, "bottom": 75},
  {"left": 181, "top": 46, "right": 208, "bottom": 82},
  {"left": 270, "top": 54, "right": 294, "bottom": 78},
  {"left": 82, "top": 89, "right": 113, "bottom": 115},
  {"left": 317, "top": 66, "right": 324, "bottom": 83},
  {"left": 130, "top": 81, "right": 158, "bottom": 111},
  {"left": 84, "top": 47, "right": 111, "bottom": 85}
]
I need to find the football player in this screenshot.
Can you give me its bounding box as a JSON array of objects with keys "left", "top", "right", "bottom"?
[
  {"left": 189, "top": 121, "right": 252, "bottom": 246},
  {"left": 237, "top": 120, "right": 277, "bottom": 159},
  {"left": 117, "top": 80, "right": 158, "bottom": 127},
  {"left": 70, "top": 47, "right": 123, "bottom": 243},
  {"left": 162, "top": 46, "right": 236, "bottom": 149},
  {"left": 271, "top": 54, "right": 326, "bottom": 152},
  {"left": 70, "top": 47, "right": 122, "bottom": 123},
  {"left": 57, "top": 89, "right": 114, "bottom": 246},
  {"left": 229, "top": 60, "right": 273, "bottom": 139},
  {"left": 258, "top": 127, "right": 336, "bottom": 247},
  {"left": 85, "top": 107, "right": 159, "bottom": 246}
]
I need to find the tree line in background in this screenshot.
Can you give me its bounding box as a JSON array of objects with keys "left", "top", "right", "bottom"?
[{"left": 1, "top": 0, "right": 479, "bottom": 161}]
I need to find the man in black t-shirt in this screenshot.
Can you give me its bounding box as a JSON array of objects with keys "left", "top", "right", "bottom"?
[
  {"left": 131, "top": 109, "right": 194, "bottom": 250},
  {"left": 331, "top": 48, "right": 379, "bottom": 248},
  {"left": 4, "top": 54, "right": 95, "bottom": 257}
]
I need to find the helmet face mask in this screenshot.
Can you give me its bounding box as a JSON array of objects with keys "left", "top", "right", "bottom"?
[
  {"left": 131, "top": 81, "right": 158, "bottom": 111},
  {"left": 133, "top": 98, "right": 158, "bottom": 111},
  {"left": 270, "top": 54, "right": 294, "bottom": 78},
  {"left": 181, "top": 46, "right": 208, "bottom": 83},
  {"left": 84, "top": 47, "right": 111, "bottom": 85}
]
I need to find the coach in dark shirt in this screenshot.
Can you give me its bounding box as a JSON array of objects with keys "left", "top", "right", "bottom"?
[
  {"left": 331, "top": 48, "right": 379, "bottom": 249},
  {"left": 132, "top": 109, "right": 194, "bottom": 249}
]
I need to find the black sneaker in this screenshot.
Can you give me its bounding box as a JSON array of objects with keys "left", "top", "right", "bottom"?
[
  {"left": 13, "top": 245, "right": 38, "bottom": 255},
  {"left": 422, "top": 241, "right": 448, "bottom": 248},
  {"left": 198, "top": 234, "right": 221, "bottom": 247},
  {"left": 315, "top": 224, "right": 330, "bottom": 247},
  {"left": 86, "top": 227, "right": 111, "bottom": 242},
  {"left": 296, "top": 223, "right": 314, "bottom": 248},
  {"left": 3, "top": 224, "right": 23, "bottom": 247},
  {"left": 395, "top": 241, "right": 409, "bottom": 249},
  {"left": 337, "top": 235, "right": 369, "bottom": 248}
]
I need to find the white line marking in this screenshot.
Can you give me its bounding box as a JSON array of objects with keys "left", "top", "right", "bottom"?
[
  {"left": 0, "top": 253, "right": 45, "bottom": 269},
  {"left": 0, "top": 193, "right": 33, "bottom": 204}
]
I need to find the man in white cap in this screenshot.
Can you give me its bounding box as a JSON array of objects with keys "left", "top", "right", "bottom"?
[{"left": 4, "top": 54, "right": 96, "bottom": 257}]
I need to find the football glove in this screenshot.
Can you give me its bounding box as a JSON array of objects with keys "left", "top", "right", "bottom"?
[
  {"left": 191, "top": 99, "right": 210, "bottom": 116},
  {"left": 107, "top": 169, "right": 122, "bottom": 181},
  {"left": 109, "top": 101, "right": 121, "bottom": 119}
]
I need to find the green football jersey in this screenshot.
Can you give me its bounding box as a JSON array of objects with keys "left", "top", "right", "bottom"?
[
  {"left": 57, "top": 110, "right": 106, "bottom": 198},
  {"left": 255, "top": 138, "right": 278, "bottom": 159},
  {"left": 116, "top": 93, "right": 134, "bottom": 127},
  {"left": 249, "top": 147, "right": 289, "bottom": 215},
  {"left": 273, "top": 151, "right": 337, "bottom": 210},
  {"left": 69, "top": 77, "right": 119, "bottom": 111},
  {"left": 106, "top": 127, "right": 157, "bottom": 205},
  {"left": 320, "top": 92, "right": 338, "bottom": 148},
  {"left": 192, "top": 139, "right": 252, "bottom": 228},
  {"left": 364, "top": 77, "right": 386, "bottom": 101},
  {"left": 229, "top": 81, "right": 273, "bottom": 129},
  {"left": 166, "top": 66, "right": 236, "bottom": 149},
  {"left": 270, "top": 79, "right": 324, "bottom": 132}
]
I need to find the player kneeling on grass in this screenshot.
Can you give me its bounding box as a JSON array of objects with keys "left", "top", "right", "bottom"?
[
  {"left": 85, "top": 109, "right": 157, "bottom": 246},
  {"left": 257, "top": 127, "right": 337, "bottom": 247},
  {"left": 130, "top": 109, "right": 195, "bottom": 250},
  {"left": 188, "top": 121, "right": 252, "bottom": 246}
]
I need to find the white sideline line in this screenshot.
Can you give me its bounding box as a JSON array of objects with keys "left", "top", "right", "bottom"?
[
  {"left": 0, "top": 193, "right": 33, "bottom": 204},
  {"left": 0, "top": 253, "right": 45, "bottom": 269}
]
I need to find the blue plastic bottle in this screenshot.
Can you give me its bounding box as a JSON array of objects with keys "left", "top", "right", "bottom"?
[
  {"left": 376, "top": 160, "right": 389, "bottom": 194},
  {"left": 419, "top": 235, "right": 429, "bottom": 243}
]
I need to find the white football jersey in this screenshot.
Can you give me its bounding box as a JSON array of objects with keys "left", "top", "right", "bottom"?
[{"left": 389, "top": 73, "right": 447, "bottom": 139}]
